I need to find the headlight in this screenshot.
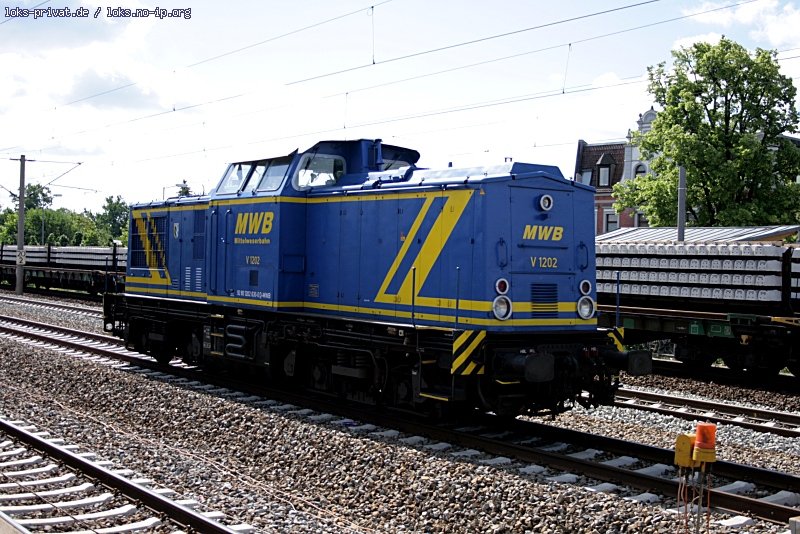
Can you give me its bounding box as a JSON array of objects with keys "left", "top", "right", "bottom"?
[
  {"left": 579, "top": 279, "right": 592, "bottom": 296},
  {"left": 539, "top": 194, "right": 553, "bottom": 211},
  {"left": 577, "top": 296, "right": 595, "bottom": 320},
  {"left": 492, "top": 295, "right": 513, "bottom": 321}
]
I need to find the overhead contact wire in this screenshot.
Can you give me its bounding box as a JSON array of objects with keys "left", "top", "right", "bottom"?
[{"left": 286, "top": 0, "right": 663, "bottom": 85}]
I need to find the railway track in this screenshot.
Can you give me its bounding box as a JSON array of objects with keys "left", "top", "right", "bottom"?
[
  {"left": 615, "top": 387, "right": 800, "bottom": 437},
  {"left": 1, "top": 319, "right": 799, "bottom": 525},
  {"left": 0, "top": 418, "right": 251, "bottom": 533},
  {"left": 0, "top": 295, "right": 102, "bottom": 319},
  {"left": 4, "top": 313, "right": 798, "bottom": 438}
]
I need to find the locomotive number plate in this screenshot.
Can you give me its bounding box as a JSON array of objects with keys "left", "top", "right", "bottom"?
[{"left": 531, "top": 256, "right": 558, "bottom": 268}]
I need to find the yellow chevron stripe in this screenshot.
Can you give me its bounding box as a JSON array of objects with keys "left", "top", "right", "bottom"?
[
  {"left": 608, "top": 327, "right": 625, "bottom": 351},
  {"left": 451, "top": 330, "right": 486, "bottom": 373},
  {"left": 462, "top": 361, "right": 478, "bottom": 375},
  {"left": 453, "top": 330, "right": 473, "bottom": 354},
  {"left": 374, "top": 195, "right": 435, "bottom": 304},
  {"left": 132, "top": 214, "right": 171, "bottom": 285},
  {"left": 396, "top": 190, "right": 473, "bottom": 306}
]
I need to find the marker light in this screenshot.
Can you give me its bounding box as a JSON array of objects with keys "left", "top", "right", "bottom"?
[
  {"left": 492, "top": 295, "right": 513, "bottom": 321},
  {"left": 495, "top": 278, "right": 509, "bottom": 295},
  {"left": 579, "top": 279, "right": 592, "bottom": 296}
]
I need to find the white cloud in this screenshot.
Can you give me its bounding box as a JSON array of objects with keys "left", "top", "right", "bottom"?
[
  {"left": 749, "top": 3, "right": 800, "bottom": 48},
  {"left": 672, "top": 32, "right": 723, "bottom": 51},
  {"left": 682, "top": 0, "right": 779, "bottom": 27},
  {"left": 683, "top": 0, "right": 800, "bottom": 49}
]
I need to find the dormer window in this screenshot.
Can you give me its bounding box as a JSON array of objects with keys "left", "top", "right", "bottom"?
[
  {"left": 598, "top": 166, "right": 610, "bottom": 187},
  {"left": 635, "top": 164, "right": 647, "bottom": 177},
  {"left": 595, "top": 152, "right": 615, "bottom": 188}
]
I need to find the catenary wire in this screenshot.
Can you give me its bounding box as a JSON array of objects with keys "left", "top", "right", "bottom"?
[
  {"left": 286, "top": 0, "right": 663, "bottom": 85},
  {"left": 60, "top": 1, "right": 396, "bottom": 107},
  {"left": 5, "top": 0, "right": 762, "bottom": 157}
]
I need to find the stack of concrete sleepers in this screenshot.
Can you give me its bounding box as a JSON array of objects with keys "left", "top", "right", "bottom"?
[{"left": 595, "top": 241, "right": 786, "bottom": 307}]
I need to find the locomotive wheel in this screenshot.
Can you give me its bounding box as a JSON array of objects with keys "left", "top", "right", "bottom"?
[
  {"left": 788, "top": 362, "right": 800, "bottom": 380},
  {"left": 476, "top": 376, "right": 523, "bottom": 417},
  {"left": 722, "top": 355, "right": 743, "bottom": 373}
]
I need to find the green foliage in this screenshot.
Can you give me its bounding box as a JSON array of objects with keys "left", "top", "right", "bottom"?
[
  {"left": 178, "top": 179, "right": 191, "bottom": 196},
  {"left": 614, "top": 37, "right": 800, "bottom": 226},
  {"left": 0, "top": 204, "right": 123, "bottom": 246},
  {"left": 6, "top": 184, "right": 54, "bottom": 211},
  {"left": 96, "top": 196, "right": 128, "bottom": 239}
]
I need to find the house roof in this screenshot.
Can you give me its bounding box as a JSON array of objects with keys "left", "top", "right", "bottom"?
[
  {"left": 596, "top": 225, "right": 800, "bottom": 242},
  {"left": 574, "top": 141, "right": 625, "bottom": 184}
]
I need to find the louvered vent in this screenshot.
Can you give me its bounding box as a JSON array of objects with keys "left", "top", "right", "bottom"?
[{"left": 530, "top": 283, "right": 558, "bottom": 317}]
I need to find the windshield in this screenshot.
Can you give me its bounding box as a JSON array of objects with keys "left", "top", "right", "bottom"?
[{"left": 217, "top": 163, "right": 253, "bottom": 194}]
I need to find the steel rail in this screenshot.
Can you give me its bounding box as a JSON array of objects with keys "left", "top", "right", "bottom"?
[
  {"left": 615, "top": 388, "right": 800, "bottom": 437},
  {"left": 0, "top": 294, "right": 102, "bottom": 317},
  {"left": 0, "top": 315, "right": 122, "bottom": 347},
  {"left": 0, "top": 418, "right": 239, "bottom": 534}
]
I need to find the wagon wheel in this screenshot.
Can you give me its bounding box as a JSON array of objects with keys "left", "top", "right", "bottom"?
[
  {"left": 787, "top": 361, "right": 800, "bottom": 381},
  {"left": 721, "top": 354, "right": 743, "bottom": 373},
  {"left": 153, "top": 343, "right": 173, "bottom": 366}
]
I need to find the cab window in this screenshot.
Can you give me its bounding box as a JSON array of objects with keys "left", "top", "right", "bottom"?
[
  {"left": 254, "top": 157, "right": 291, "bottom": 192},
  {"left": 293, "top": 153, "right": 346, "bottom": 190},
  {"left": 217, "top": 163, "right": 253, "bottom": 195},
  {"left": 383, "top": 159, "right": 411, "bottom": 171}
]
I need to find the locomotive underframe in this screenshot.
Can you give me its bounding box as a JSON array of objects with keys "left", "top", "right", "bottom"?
[{"left": 104, "top": 293, "right": 631, "bottom": 416}]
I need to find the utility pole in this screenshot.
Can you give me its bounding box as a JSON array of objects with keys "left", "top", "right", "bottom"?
[
  {"left": 677, "top": 165, "right": 686, "bottom": 242},
  {"left": 15, "top": 155, "right": 26, "bottom": 295}
]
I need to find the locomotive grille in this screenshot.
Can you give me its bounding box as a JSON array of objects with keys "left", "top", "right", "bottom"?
[
  {"left": 130, "top": 216, "right": 167, "bottom": 268},
  {"left": 530, "top": 283, "right": 558, "bottom": 318}
]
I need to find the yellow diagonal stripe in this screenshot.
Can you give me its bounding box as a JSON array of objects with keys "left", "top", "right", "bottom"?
[{"left": 451, "top": 330, "right": 486, "bottom": 373}]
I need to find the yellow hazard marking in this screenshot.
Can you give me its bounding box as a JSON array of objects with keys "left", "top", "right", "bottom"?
[{"left": 608, "top": 327, "right": 625, "bottom": 351}]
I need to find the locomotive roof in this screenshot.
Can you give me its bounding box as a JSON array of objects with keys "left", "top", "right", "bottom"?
[{"left": 137, "top": 139, "right": 586, "bottom": 208}]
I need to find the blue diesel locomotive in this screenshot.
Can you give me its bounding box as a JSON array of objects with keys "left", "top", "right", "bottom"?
[{"left": 103, "top": 139, "right": 649, "bottom": 415}]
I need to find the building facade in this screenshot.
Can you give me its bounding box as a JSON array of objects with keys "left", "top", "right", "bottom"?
[{"left": 574, "top": 107, "right": 657, "bottom": 234}]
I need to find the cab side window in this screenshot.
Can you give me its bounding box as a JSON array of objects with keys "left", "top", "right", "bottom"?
[{"left": 293, "top": 154, "right": 346, "bottom": 190}]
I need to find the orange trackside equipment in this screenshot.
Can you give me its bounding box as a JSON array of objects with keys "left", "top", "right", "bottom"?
[
  {"left": 692, "top": 422, "right": 717, "bottom": 463},
  {"left": 674, "top": 433, "right": 700, "bottom": 468}
]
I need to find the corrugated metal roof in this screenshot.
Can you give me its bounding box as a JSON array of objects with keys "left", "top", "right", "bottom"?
[{"left": 596, "top": 225, "right": 800, "bottom": 242}]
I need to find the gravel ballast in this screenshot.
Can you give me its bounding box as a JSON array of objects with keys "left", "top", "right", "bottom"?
[
  {"left": 0, "top": 295, "right": 796, "bottom": 532},
  {"left": 0, "top": 337, "right": 791, "bottom": 533}
]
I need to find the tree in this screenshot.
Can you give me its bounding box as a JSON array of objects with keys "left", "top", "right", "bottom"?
[
  {"left": 95, "top": 195, "right": 128, "bottom": 240},
  {"left": 178, "top": 179, "right": 191, "bottom": 196},
  {"left": 614, "top": 37, "right": 800, "bottom": 226},
  {"left": 7, "top": 184, "right": 54, "bottom": 211}
]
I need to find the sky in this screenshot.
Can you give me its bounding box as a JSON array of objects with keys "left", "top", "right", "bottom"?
[{"left": 1, "top": 0, "right": 799, "bottom": 212}]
